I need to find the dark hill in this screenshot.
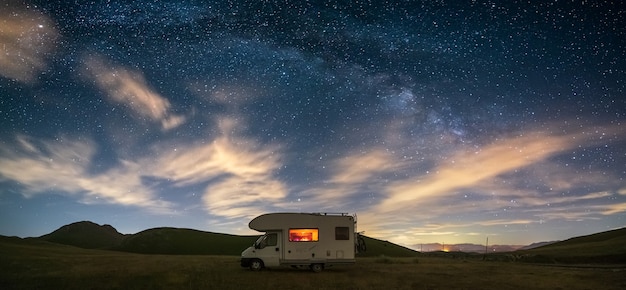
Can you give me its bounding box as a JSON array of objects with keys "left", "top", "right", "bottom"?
[
  {"left": 515, "top": 227, "right": 626, "bottom": 264},
  {"left": 519, "top": 241, "right": 558, "bottom": 250},
  {"left": 357, "top": 236, "right": 420, "bottom": 257},
  {"left": 33, "top": 221, "right": 420, "bottom": 257},
  {"left": 39, "top": 221, "right": 125, "bottom": 249},
  {"left": 114, "top": 227, "right": 258, "bottom": 255}
]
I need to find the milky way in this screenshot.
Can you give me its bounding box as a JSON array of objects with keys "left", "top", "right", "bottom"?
[{"left": 1, "top": 0, "right": 625, "bottom": 247}]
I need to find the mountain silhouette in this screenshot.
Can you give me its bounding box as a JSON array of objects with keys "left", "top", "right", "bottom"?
[{"left": 39, "top": 221, "right": 125, "bottom": 249}]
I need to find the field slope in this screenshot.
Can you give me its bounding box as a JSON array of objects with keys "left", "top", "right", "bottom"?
[
  {"left": 514, "top": 227, "right": 626, "bottom": 264},
  {"left": 2, "top": 235, "right": 624, "bottom": 290}
]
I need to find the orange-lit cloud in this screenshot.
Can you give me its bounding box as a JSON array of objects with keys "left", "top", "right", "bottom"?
[
  {"left": 0, "top": 135, "right": 173, "bottom": 213},
  {"left": 350, "top": 123, "right": 626, "bottom": 245},
  {"left": 376, "top": 127, "right": 620, "bottom": 212},
  {"left": 0, "top": 6, "right": 59, "bottom": 83},
  {"left": 82, "top": 55, "right": 185, "bottom": 130},
  {"left": 601, "top": 203, "right": 626, "bottom": 215}
]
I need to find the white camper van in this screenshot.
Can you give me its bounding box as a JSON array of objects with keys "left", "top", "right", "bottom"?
[{"left": 240, "top": 212, "right": 364, "bottom": 272}]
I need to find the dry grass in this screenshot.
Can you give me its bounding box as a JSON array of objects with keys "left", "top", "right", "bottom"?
[{"left": 1, "top": 238, "right": 625, "bottom": 290}]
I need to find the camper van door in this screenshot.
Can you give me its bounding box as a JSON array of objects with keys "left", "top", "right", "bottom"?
[{"left": 254, "top": 231, "right": 281, "bottom": 267}]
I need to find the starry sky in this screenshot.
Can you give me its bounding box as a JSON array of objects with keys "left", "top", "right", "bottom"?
[{"left": 1, "top": 0, "right": 625, "bottom": 248}]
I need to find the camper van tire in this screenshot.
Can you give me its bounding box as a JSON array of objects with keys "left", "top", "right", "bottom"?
[
  {"left": 249, "top": 259, "right": 263, "bottom": 271},
  {"left": 310, "top": 263, "right": 324, "bottom": 273}
]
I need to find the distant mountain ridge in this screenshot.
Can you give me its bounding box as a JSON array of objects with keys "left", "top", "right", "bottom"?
[{"left": 413, "top": 243, "right": 526, "bottom": 253}]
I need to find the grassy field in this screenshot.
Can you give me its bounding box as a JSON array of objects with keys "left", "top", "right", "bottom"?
[{"left": 1, "top": 237, "right": 625, "bottom": 290}]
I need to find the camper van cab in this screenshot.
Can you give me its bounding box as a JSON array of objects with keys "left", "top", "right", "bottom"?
[{"left": 240, "top": 213, "right": 359, "bottom": 272}]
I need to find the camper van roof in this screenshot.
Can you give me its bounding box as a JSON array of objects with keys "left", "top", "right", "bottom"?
[{"left": 248, "top": 212, "right": 353, "bottom": 231}]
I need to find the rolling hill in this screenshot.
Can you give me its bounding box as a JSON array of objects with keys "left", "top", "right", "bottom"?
[
  {"left": 30, "top": 221, "right": 419, "bottom": 257},
  {"left": 38, "top": 221, "right": 126, "bottom": 249},
  {"left": 355, "top": 236, "right": 420, "bottom": 257},
  {"left": 513, "top": 227, "right": 626, "bottom": 264},
  {"left": 114, "top": 227, "right": 258, "bottom": 255},
  {"left": 29, "top": 221, "right": 626, "bottom": 263}
]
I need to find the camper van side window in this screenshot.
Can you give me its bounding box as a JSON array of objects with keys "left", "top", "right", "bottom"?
[
  {"left": 288, "top": 229, "right": 319, "bottom": 242},
  {"left": 257, "top": 233, "right": 277, "bottom": 249},
  {"left": 335, "top": 227, "right": 350, "bottom": 240},
  {"left": 266, "top": 233, "right": 277, "bottom": 246}
]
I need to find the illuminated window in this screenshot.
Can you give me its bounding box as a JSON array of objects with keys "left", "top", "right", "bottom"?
[
  {"left": 289, "top": 229, "right": 319, "bottom": 242},
  {"left": 335, "top": 227, "right": 350, "bottom": 240}
]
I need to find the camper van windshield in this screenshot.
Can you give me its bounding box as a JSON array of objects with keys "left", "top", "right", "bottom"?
[{"left": 254, "top": 235, "right": 264, "bottom": 247}]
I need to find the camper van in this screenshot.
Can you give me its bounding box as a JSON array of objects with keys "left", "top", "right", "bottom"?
[{"left": 240, "top": 212, "right": 364, "bottom": 272}]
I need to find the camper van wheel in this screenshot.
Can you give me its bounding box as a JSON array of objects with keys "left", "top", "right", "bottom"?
[
  {"left": 310, "top": 263, "right": 324, "bottom": 273},
  {"left": 249, "top": 259, "right": 263, "bottom": 271}
]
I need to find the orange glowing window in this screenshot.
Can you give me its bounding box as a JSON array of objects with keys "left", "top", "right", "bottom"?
[{"left": 288, "top": 229, "right": 319, "bottom": 242}]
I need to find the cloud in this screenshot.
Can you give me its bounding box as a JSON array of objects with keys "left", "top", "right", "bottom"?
[
  {"left": 202, "top": 177, "right": 286, "bottom": 218},
  {"left": 0, "top": 115, "right": 286, "bottom": 218},
  {"left": 145, "top": 117, "right": 287, "bottom": 218},
  {"left": 0, "top": 135, "right": 173, "bottom": 213},
  {"left": 601, "top": 203, "right": 626, "bottom": 215},
  {"left": 375, "top": 126, "right": 622, "bottom": 213},
  {"left": 0, "top": 5, "right": 59, "bottom": 83},
  {"left": 82, "top": 55, "right": 185, "bottom": 130},
  {"left": 477, "top": 219, "right": 535, "bottom": 226},
  {"left": 148, "top": 118, "right": 282, "bottom": 184},
  {"left": 291, "top": 149, "right": 399, "bottom": 211},
  {"left": 347, "top": 122, "right": 626, "bottom": 244},
  {"left": 331, "top": 149, "right": 397, "bottom": 184}
]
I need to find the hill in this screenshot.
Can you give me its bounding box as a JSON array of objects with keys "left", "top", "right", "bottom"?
[
  {"left": 33, "top": 221, "right": 420, "bottom": 257},
  {"left": 356, "top": 236, "right": 420, "bottom": 257},
  {"left": 518, "top": 241, "right": 558, "bottom": 250},
  {"left": 513, "top": 227, "right": 626, "bottom": 264},
  {"left": 114, "top": 227, "right": 258, "bottom": 255},
  {"left": 39, "top": 221, "right": 125, "bottom": 249}
]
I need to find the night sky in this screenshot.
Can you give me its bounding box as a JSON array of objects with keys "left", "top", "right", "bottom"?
[{"left": 1, "top": 0, "right": 625, "bottom": 248}]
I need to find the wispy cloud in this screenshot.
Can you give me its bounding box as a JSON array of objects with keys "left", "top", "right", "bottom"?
[
  {"left": 0, "top": 135, "right": 173, "bottom": 213},
  {"left": 376, "top": 125, "right": 623, "bottom": 213},
  {"left": 82, "top": 55, "right": 185, "bottom": 130},
  {"left": 331, "top": 149, "right": 398, "bottom": 184},
  {"left": 0, "top": 6, "right": 58, "bottom": 83},
  {"left": 379, "top": 134, "right": 568, "bottom": 210},
  {"left": 0, "top": 115, "right": 285, "bottom": 219},
  {"left": 348, "top": 123, "right": 626, "bottom": 243},
  {"left": 601, "top": 203, "right": 626, "bottom": 215},
  {"left": 295, "top": 149, "right": 398, "bottom": 209},
  {"left": 146, "top": 117, "right": 287, "bottom": 218}
]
